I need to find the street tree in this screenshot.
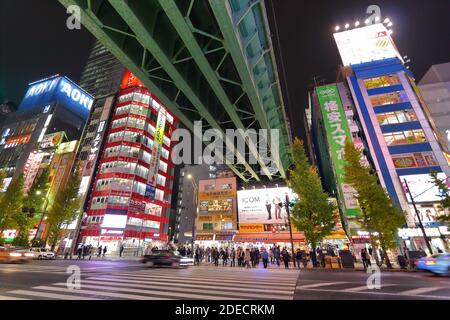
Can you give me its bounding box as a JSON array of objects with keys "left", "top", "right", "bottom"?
[
  {"left": 0, "top": 174, "right": 25, "bottom": 239},
  {"left": 343, "top": 141, "right": 405, "bottom": 268},
  {"left": 288, "top": 138, "right": 336, "bottom": 252},
  {"left": 45, "top": 168, "right": 81, "bottom": 249},
  {"left": 0, "top": 170, "right": 5, "bottom": 193},
  {"left": 24, "top": 167, "right": 50, "bottom": 214},
  {"left": 430, "top": 172, "right": 450, "bottom": 223}
]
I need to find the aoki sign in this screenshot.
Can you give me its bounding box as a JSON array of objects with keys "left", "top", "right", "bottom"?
[{"left": 19, "top": 76, "right": 93, "bottom": 118}]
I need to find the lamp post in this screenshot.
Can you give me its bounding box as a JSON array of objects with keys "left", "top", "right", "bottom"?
[
  {"left": 187, "top": 174, "right": 198, "bottom": 256},
  {"left": 284, "top": 193, "right": 296, "bottom": 267}
]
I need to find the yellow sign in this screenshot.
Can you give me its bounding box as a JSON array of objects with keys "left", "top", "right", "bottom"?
[
  {"left": 239, "top": 224, "right": 264, "bottom": 233},
  {"left": 199, "top": 190, "right": 236, "bottom": 201},
  {"left": 56, "top": 141, "right": 78, "bottom": 154},
  {"left": 198, "top": 216, "right": 213, "bottom": 222}
]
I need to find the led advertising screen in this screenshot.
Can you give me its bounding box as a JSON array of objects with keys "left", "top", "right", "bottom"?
[
  {"left": 18, "top": 76, "right": 93, "bottom": 120},
  {"left": 237, "top": 187, "right": 298, "bottom": 225},
  {"left": 333, "top": 23, "right": 403, "bottom": 66},
  {"left": 401, "top": 173, "right": 448, "bottom": 203}
]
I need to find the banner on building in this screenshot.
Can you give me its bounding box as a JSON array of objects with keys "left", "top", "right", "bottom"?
[
  {"left": 147, "top": 110, "right": 166, "bottom": 190},
  {"left": 316, "top": 84, "right": 361, "bottom": 217}
]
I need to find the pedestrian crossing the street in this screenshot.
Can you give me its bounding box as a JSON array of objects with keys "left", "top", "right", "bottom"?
[
  {"left": 0, "top": 266, "right": 300, "bottom": 300},
  {"left": 295, "top": 280, "right": 450, "bottom": 300}
]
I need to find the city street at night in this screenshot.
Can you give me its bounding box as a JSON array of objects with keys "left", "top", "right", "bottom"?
[{"left": 0, "top": 260, "right": 449, "bottom": 300}]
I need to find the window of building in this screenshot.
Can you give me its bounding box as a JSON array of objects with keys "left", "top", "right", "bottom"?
[
  {"left": 363, "top": 74, "right": 401, "bottom": 89},
  {"left": 370, "top": 91, "right": 409, "bottom": 107},
  {"left": 392, "top": 152, "right": 438, "bottom": 169},
  {"left": 203, "top": 223, "right": 213, "bottom": 231},
  {"left": 377, "top": 109, "right": 418, "bottom": 125},
  {"left": 383, "top": 129, "right": 427, "bottom": 146}
]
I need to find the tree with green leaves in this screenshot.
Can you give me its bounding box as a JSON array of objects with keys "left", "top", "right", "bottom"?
[
  {"left": 0, "top": 170, "right": 6, "bottom": 193},
  {"left": 24, "top": 167, "right": 50, "bottom": 214},
  {"left": 0, "top": 174, "right": 25, "bottom": 238},
  {"left": 45, "top": 168, "right": 81, "bottom": 249},
  {"left": 430, "top": 172, "right": 450, "bottom": 223},
  {"left": 343, "top": 141, "right": 405, "bottom": 268},
  {"left": 288, "top": 138, "right": 336, "bottom": 252}
]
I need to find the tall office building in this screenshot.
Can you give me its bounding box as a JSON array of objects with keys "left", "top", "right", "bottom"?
[
  {"left": 79, "top": 72, "right": 179, "bottom": 254},
  {"left": 419, "top": 62, "right": 450, "bottom": 153},
  {"left": 329, "top": 23, "right": 450, "bottom": 253}
]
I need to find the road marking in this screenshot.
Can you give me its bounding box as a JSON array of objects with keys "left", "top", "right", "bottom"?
[
  {"left": 299, "top": 282, "right": 346, "bottom": 289},
  {"left": 340, "top": 284, "right": 395, "bottom": 292},
  {"left": 78, "top": 279, "right": 293, "bottom": 300},
  {"left": 30, "top": 286, "right": 172, "bottom": 300},
  {"left": 8, "top": 289, "right": 100, "bottom": 300},
  {"left": 0, "top": 295, "right": 30, "bottom": 300},
  {"left": 50, "top": 283, "right": 246, "bottom": 300},
  {"left": 114, "top": 272, "right": 297, "bottom": 286},
  {"left": 398, "top": 287, "right": 443, "bottom": 296}
]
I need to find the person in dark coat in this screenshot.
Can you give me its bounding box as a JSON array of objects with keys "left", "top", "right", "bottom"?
[
  {"left": 282, "top": 249, "right": 290, "bottom": 269},
  {"left": 97, "top": 245, "right": 102, "bottom": 257},
  {"left": 119, "top": 244, "right": 124, "bottom": 257},
  {"left": 295, "top": 249, "right": 302, "bottom": 269},
  {"left": 310, "top": 249, "right": 317, "bottom": 268},
  {"left": 102, "top": 246, "right": 107, "bottom": 257}
]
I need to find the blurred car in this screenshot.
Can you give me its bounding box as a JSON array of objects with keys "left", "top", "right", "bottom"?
[
  {"left": 27, "top": 248, "right": 56, "bottom": 260},
  {"left": 0, "top": 247, "right": 34, "bottom": 263},
  {"left": 415, "top": 254, "right": 450, "bottom": 276},
  {"left": 141, "top": 250, "right": 192, "bottom": 268}
]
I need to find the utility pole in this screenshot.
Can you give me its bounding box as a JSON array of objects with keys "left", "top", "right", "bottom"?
[{"left": 404, "top": 179, "right": 434, "bottom": 255}]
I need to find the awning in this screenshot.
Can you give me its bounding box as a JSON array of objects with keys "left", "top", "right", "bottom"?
[{"left": 234, "top": 232, "right": 305, "bottom": 243}]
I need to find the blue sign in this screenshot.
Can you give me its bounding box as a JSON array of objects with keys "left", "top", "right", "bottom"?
[
  {"left": 18, "top": 76, "right": 93, "bottom": 120},
  {"left": 145, "top": 184, "right": 156, "bottom": 199}
]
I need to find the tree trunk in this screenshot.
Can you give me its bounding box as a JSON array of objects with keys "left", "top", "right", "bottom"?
[{"left": 362, "top": 208, "right": 380, "bottom": 266}]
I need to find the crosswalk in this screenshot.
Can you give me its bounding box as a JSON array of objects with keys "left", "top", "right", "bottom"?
[
  {"left": 0, "top": 264, "right": 112, "bottom": 276},
  {"left": 0, "top": 266, "right": 300, "bottom": 300},
  {"left": 295, "top": 280, "right": 450, "bottom": 300}
]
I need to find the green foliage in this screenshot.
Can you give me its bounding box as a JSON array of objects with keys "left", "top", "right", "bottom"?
[
  {"left": 23, "top": 167, "right": 50, "bottom": 213},
  {"left": 0, "top": 174, "right": 25, "bottom": 234},
  {"left": 430, "top": 172, "right": 450, "bottom": 223},
  {"left": 46, "top": 168, "right": 81, "bottom": 247},
  {"left": 343, "top": 141, "right": 405, "bottom": 250},
  {"left": 0, "top": 170, "right": 5, "bottom": 193},
  {"left": 288, "top": 138, "right": 336, "bottom": 248}
]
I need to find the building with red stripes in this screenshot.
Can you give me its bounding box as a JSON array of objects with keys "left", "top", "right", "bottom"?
[{"left": 79, "top": 71, "right": 179, "bottom": 254}]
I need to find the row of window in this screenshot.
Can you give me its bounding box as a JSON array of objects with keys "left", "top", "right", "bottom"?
[
  {"left": 107, "top": 130, "right": 170, "bottom": 159},
  {"left": 91, "top": 195, "right": 166, "bottom": 212},
  {"left": 111, "top": 116, "right": 171, "bottom": 147},
  {"left": 104, "top": 145, "right": 169, "bottom": 168},
  {"left": 363, "top": 74, "right": 401, "bottom": 90},
  {"left": 86, "top": 215, "right": 160, "bottom": 230},
  {"left": 96, "top": 174, "right": 166, "bottom": 191},
  {"left": 101, "top": 159, "right": 168, "bottom": 175},
  {"left": 377, "top": 109, "right": 418, "bottom": 125},
  {"left": 392, "top": 152, "right": 438, "bottom": 169},
  {"left": 383, "top": 129, "right": 427, "bottom": 146},
  {"left": 370, "top": 91, "right": 409, "bottom": 107}
]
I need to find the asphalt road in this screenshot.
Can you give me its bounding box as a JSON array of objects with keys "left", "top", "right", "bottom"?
[{"left": 0, "top": 259, "right": 448, "bottom": 300}]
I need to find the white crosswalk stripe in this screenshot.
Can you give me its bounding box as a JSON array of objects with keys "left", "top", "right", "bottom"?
[
  {"left": 0, "top": 267, "right": 299, "bottom": 300},
  {"left": 296, "top": 281, "right": 450, "bottom": 299}
]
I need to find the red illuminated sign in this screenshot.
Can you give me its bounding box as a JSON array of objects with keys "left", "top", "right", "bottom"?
[{"left": 120, "top": 70, "right": 145, "bottom": 89}]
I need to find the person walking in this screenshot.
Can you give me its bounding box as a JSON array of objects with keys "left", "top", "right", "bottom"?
[
  {"left": 262, "top": 249, "right": 269, "bottom": 269},
  {"left": 119, "top": 244, "right": 124, "bottom": 257},
  {"left": 102, "top": 246, "right": 107, "bottom": 257},
  {"left": 255, "top": 248, "right": 260, "bottom": 268},
  {"left": 361, "top": 248, "right": 369, "bottom": 270},
  {"left": 97, "top": 245, "right": 102, "bottom": 258},
  {"left": 282, "top": 248, "right": 290, "bottom": 269},
  {"left": 310, "top": 249, "right": 317, "bottom": 268},
  {"left": 244, "top": 248, "right": 251, "bottom": 269},
  {"left": 88, "top": 245, "right": 94, "bottom": 260},
  {"left": 295, "top": 249, "right": 302, "bottom": 269},
  {"left": 76, "top": 244, "right": 83, "bottom": 260},
  {"left": 230, "top": 248, "right": 236, "bottom": 267},
  {"left": 275, "top": 246, "right": 281, "bottom": 267}
]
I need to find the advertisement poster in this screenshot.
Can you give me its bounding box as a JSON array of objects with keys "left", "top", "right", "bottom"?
[
  {"left": 237, "top": 187, "right": 298, "bottom": 225},
  {"left": 147, "top": 110, "right": 166, "bottom": 190},
  {"left": 316, "top": 84, "right": 361, "bottom": 217},
  {"left": 333, "top": 23, "right": 403, "bottom": 66}
]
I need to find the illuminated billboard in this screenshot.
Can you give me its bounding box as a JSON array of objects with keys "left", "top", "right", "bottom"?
[
  {"left": 401, "top": 173, "right": 448, "bottom": 203},
  {"left": 333, "top": 23, "right": 403, "bottom": 66},
  {"left": 237, "top": 187, "right": 298, "bottom": 225},
  {"left": 18, "top": 76, "right": 94, "bottom": 119}
]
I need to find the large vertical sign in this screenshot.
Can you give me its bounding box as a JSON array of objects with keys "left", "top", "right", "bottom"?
[
  {"left": 316, "top": 84, "right": 361, "bottom": 217},
  {"left": 147, "top": 110, "right": 166, "bottom": 190}
]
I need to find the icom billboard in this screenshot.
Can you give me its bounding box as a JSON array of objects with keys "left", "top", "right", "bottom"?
[
  {"left": 18, "top": 76, "right": 93, "bottom": 120},
  {"left": 237, "top": 187, "right": 298, "bottom": 225},
  {"left": 333, "top": 23, "right": 403, "bottom": 66}
]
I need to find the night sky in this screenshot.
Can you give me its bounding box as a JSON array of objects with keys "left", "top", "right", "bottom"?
[{"left": 1, "top": 0, "right": 450, "bottom": 140}]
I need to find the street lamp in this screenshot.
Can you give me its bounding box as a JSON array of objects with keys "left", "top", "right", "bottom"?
[{"left": 187, "top": 173, "right": 198, "bottom": 256}]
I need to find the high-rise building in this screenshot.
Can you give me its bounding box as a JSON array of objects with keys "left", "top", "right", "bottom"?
[
  {"left": 418, "top": 62, "right": 450, "bottom": 154},
  {"left": 0, "top": 75, "right": 92, "bottom": 181},
  {"left": 329, "top": 23, "right": 450, "bottom": 253},
  {"left": 79, "top": 73, "right": 179, "bottom": 254},
  {"left": 174, "top": 164, "right": 220, "bottom": 245}
]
